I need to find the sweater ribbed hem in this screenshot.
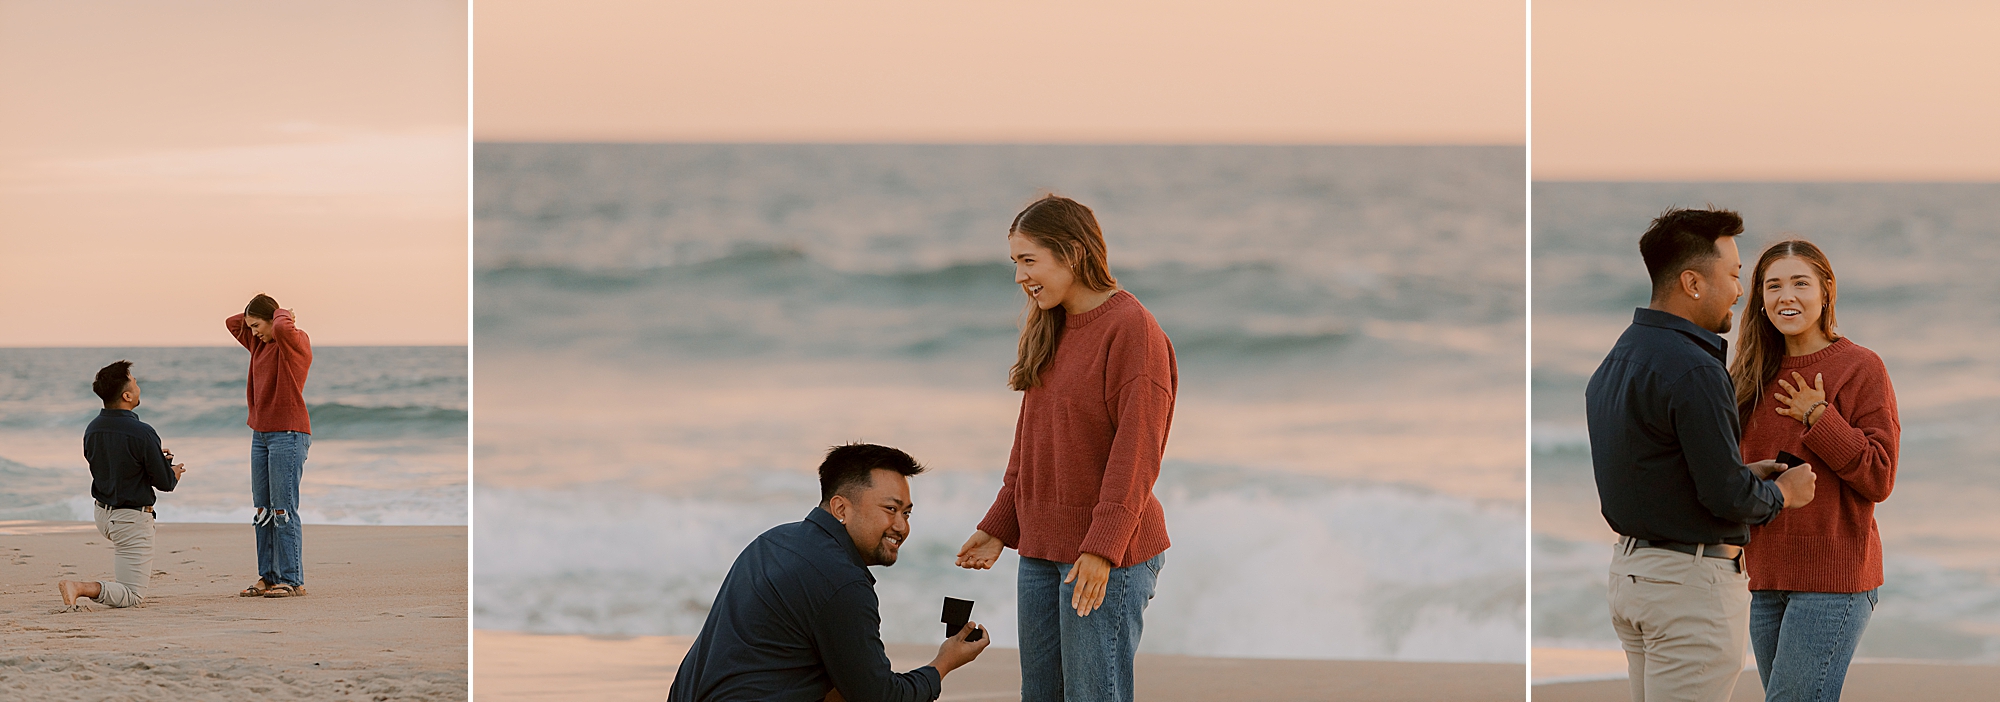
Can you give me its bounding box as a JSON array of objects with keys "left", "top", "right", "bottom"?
[{"left": 1746, "top": 532, "right": 1883, "bottom": 593}]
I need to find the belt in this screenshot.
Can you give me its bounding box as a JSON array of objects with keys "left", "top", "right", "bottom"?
[
  {"left": 95, "top": 500, "right": 154, "bottom": 515},
  {"left": 1629, "top": 537, "right": 1741, "bottom": 560}
]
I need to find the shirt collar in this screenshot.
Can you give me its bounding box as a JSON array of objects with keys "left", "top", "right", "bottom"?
[
  {"left": 98, "top": 408, "right": 138, "bottom": 418},
  {"left": 806, "top": 506, "right": 874, "bottom": 581},
  {"left": 1631, "top": 307, "right": 1729, "bottom": 362}
]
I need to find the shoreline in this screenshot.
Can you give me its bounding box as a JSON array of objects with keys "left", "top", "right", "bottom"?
[
  {"left": 0, "top": 521, "right": 467, "bottom": 700},
  {"left": 1532, "top": 647, "right": 2000, "bottom": 701},
  {"left": 474, "top": 629, "right": 1526, "bottom": 701}
]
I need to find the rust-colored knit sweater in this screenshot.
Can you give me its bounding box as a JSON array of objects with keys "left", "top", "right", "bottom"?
[
  {"left": 1741, "top": 337, "right": 1898, "bottom": 593},
  {"left": 226, "top": 309, "right": 314, "bottom": 434},
  {"left": 977, "top": 291, "right": 1175, "bottom": 568}
]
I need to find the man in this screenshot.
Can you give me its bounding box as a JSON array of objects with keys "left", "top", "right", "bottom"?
[
  {"left": 669, "top": 443, "right": 990, "bottom": 702},
  {"left": 58, "top": 360, "right": 186, "bottom": 609},
  {"left": 1586, "top": 207, "right": 1819, "bottom": 701}
]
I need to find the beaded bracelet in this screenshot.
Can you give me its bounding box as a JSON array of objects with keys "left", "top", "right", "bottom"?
[{"left": 1804, "top": 400, "right": 1829, "bottom": 428}]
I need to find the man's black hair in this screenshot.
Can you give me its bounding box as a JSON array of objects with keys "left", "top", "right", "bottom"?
[
  {"left": 1640, "top": 206, "right": 1744, "bottom": 299},
  {"left": 93, "top": 360, "right": 134, "bottom": 406},
  {"left": 818, "top": 443, "right": 925, "bottom": 504}
]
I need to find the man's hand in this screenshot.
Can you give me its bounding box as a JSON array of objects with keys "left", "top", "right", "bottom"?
[
  {"left": 1774, "top": 464, "right": 1816, "bottom": 509},
  {"left": 955, "top": 530, "right": 1003, "bottom": 570},
  {"left": 1065, "top": 553, "right": 1114, "bottom": 617},
  {"left": 928, "top": 621, "right": 991, "bottom": 677},
  {"left": 1746, "top": 459, "right": 1787, "bottom": 480},
  {"left": 171, "top": 463, "right": 186, "bottom": 480}
]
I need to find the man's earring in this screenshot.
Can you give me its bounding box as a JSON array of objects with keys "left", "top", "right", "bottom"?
[{"left": 1693, "top": 293, "right": 1701, "bottom": 299}]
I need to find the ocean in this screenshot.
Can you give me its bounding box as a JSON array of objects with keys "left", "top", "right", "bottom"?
[
  {"left": 472, "top": 144, "right": 1527, "bottom": 662},
  {"left": 0, "top": 346, "right": 467, "bottom": 526},
  {"left": 1532, "top": 182, "right": 2000, "bottom": 662}
]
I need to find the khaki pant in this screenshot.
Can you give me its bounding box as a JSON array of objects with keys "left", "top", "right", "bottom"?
[
  {"left": 1608, "top": 537, "right": 1750, "bottom": 702},
  {"left": 91, "top": 504, "right": 155, "bottom": 608}
]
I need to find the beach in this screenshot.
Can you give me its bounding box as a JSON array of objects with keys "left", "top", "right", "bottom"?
[
  {"left": 0, "top": 521, "right": 467, "bottom": 700},
  {"left": 474, "top": 629, "right": 1525, "bottom": 701},
  {"left": 1531, "top": 647, "right": 2000, "bottom": 701},
  {"left": 0, "top": 346, "right": 468, "bottom": 527},
  {"left": 473, "top": 144, "right": 1527, "bottom": 662},
  {"left": 1531, "top": 183, "right": 2000, "bottom": 662}
]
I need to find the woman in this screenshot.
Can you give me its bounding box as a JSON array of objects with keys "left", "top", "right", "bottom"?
[
  {"left": 1729, "top": 240, "right": 1898, "bottom": 702},
  {"left": 226, "top": 293, "right": 315, "bottom": 599},
  {"left": 954, "top": 195, "right": 1174, "bottom": 702}
]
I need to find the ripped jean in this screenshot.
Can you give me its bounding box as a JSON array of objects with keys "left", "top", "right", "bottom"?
[{"left": 251, "top": 430, "right": 309, "bottom": 587}]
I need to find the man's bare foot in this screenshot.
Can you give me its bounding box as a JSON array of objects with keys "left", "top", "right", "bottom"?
[{"left": 58, "top": 580, "right": 100, "bottom": 606}]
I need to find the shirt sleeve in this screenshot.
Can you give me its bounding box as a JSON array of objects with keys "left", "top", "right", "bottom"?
[
  {"left": 1670, "top": 365, "right": 1784, "bottom": 525},
  {"left": 813, "top": 581, "right": 942, "bottom": 702},
  {"left": 1802, "top": 358, "right": 1898, "bottom": 503},
  {"left": 134, "top": 428, "right": 179, "bottom": 493},
  {"left": 1078, "top": 327, "right": 1174, "bottom": 564},
  {"left": 974, "top": 403, "right": 1028, "bottom": 548},
  {"left": 225, "top": 313, "right": 257, "bottom": 350}
]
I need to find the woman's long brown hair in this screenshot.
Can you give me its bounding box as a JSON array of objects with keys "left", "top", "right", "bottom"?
[
  {"left": 1007, "top": 195, "right": 1118, "bottom": 391},
  {"left": 1729, "top": 239, "right": 1840, "bottom": 414}
]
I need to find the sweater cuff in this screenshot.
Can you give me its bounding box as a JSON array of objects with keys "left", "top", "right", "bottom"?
[
  {"left": 976, "top": 496, "right": 1021, "bottom": 549},
  {"left": 1803, "top": 405, "right": 1867, "bottom": 474},
  {"left": 1079, "top": 503, "right": 1141, "bottom": 564}
]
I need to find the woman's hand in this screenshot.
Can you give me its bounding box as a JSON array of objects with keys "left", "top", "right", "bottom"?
[
  {"left": 1065, "top": 552, "right": 1114, "bottom": 616},
  {"left": 1774, "top": 371, "right": 1829, "bottom": 426},
  {"left": 955, "top": 530, "right": 1003, "bottom": 570}
]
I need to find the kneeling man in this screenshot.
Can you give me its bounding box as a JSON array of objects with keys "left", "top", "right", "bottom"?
[
  {"left": 59, "top": 360, "right": 185, "bottom": 608},
  {"left": 669, "top": 443, "right": 989, "bottom": 702}
]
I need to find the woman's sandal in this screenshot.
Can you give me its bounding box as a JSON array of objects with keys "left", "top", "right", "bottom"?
[
  {"left": 262, "top": 583, "right": 305, "bottom": 598},
  {"left": 239, "top": 579, "right": 271, "bottom": 597}
]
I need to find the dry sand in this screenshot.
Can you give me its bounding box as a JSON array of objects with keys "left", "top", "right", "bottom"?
[
  {"left": 474, "top": 629, "right": 1524, "bottom": 701},
  {"left": 0, "top": 520, "right": 468, "bottom": 700},
  {"left": 1532, "top": 647, "right": 2000, "bottom": 701}
]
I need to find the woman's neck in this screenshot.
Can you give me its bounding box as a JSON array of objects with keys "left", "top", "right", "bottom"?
[
  {"left": 1784, "top": 328, "right": 1834, "bottom": 357},
  {"left": 1062, "top": 287, "right": 1120, "bottom": 316}
]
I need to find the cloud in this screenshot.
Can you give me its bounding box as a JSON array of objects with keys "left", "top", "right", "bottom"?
[{"left": 4, "top": 126, "right": 466, "bottom": 201}]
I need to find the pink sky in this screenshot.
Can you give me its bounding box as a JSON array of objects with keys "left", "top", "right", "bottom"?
[
  {"left": 1536, "top": 0, "right": 2000, "bottom": 181},
  {"left": 475, "top": 0, "right": 1525, "bottom": 144},
  {"left": 0, "top": 0, "right": 468, "bottom": 347}
]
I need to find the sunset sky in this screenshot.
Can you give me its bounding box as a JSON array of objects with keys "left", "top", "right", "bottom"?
[
  {"left": 1536, "top": 0, "right": 2000, "bottom": 181},
  {"left": 0, "top": 0, "right": 468, "bottom": 347},
  {"left": 475, "top": 0, "right": 1526, "bottom": 144}
]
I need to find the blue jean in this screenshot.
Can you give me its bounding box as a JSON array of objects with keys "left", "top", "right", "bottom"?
[
  {"left": 1017, "top": 552, "right": 1164, "bottom": 702},
  {"left": 1750, "top": 589, "right": 1875, "bottom": 702},
  {"left": 251, "top": 430, "right": 309, "bottom": 587}
]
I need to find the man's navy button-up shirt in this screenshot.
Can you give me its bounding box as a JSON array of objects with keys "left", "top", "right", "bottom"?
[
  {"left": 83, "top": 409, "right": 179, "bottom": 509},
  {"left": 668, "top": 507, "right": 942, "bottom": 702},
  {"left": 1586, "top": 308, "right": 1785, "bottom": 545}
]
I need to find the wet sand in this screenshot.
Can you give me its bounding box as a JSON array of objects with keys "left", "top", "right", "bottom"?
[
  {"left": 473, "top": 629, "right": 1525, "bottom": 701},
  {"left": 1532, "top": 647, "right": 2000, "bottom": 701},
  {"left": 0, "top": 521, "right": 468, "bottom": 700}
]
